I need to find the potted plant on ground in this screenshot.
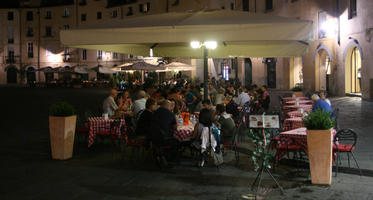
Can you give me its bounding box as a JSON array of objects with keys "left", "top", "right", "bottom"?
[
  {"left": 291, "top": 85, "right": 303, "bottom": 97},
  {"left": 49, "top": 102, "right": 76, "bottom": 160},
  {"left": 303, "top": 109, "right": 335, "bottom": 185}
]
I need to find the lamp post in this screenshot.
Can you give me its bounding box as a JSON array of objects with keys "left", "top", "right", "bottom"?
[{"left": 191, "top": 41, "right": 217, "bottom": 101}]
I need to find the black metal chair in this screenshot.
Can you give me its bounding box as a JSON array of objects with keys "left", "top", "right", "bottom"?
[
  {"left": 333, "top": 128, "right": 362, "bottom": 176},
  {"left": 332, "top": 107, "right": 340, "bottom": 131}
]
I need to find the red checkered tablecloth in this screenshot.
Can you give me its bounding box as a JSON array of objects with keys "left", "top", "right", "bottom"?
[
  {"left": 283, "top": 104, "right": 312, "bottom": 114},
  {"left": 87, "top": 117, "right": 126, "bottom": 147},
  {"left": 282, "top": 97, "right": 310, "bottom": 102},
  {"left": 285, "top": 100, "right": 313, "bottom": 105},
  {"left": 275, "top": 128, "right": 336, "bottom": 163},
  {"left": 283, "top": 117, "right": 304, "bottom": 131},
  {"left": 174, "top": 124, "right": 194, "bottom": 142},
  {"left": 287, "top": 111, "right": 304, "bottom": 118}
]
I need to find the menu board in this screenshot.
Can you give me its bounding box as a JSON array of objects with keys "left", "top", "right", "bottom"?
[{"left": 249, "top": 115, "right": 280, "bottom": 129}]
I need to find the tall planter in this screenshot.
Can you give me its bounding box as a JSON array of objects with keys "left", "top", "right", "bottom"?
[
  {"left": 49, "top": 115, "right": 77, "bottom": 160},
  {"left": 307, "top": 129, "right": 333, "bottom": 185}
]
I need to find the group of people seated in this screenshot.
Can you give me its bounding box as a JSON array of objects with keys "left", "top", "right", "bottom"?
[{"left": 101, "top": 78, "right": 272, "bottom": 167}]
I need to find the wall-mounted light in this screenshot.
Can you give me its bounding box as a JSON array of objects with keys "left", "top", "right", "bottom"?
[{"left": 320, "top": 18, "right": 338, "bottom": 37}]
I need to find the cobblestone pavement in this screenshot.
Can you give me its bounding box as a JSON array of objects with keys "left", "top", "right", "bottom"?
[{"left": 1, "top": 88, "right": 373, "bottom": 200}]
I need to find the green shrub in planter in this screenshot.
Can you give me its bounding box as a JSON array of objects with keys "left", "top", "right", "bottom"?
[
  {"left": 303, "top": 109, "right": 334, "bottom": 130},
  {"left": 49, "top": 102, "right": 75, "bottom": 117},
  {"left": 292, "top": 85, "right": 303, "bottom": 92}
]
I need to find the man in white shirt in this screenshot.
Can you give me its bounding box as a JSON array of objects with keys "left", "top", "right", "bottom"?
[
  {"left": 236, "top": 87, "right": 251, "bottom": 107},
  {"left": 133, "top": 90, "right": 147, "bottom": 116},
  {"left": 103, "top": 88, "right": 123, "bottom": 117}
]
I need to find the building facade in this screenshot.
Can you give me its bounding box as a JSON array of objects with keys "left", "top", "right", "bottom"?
[{"left": 0, "top": 0, "right": 372, "bottom": 100}]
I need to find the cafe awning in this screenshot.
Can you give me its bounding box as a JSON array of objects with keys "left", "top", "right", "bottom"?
[
  {"left": 60, "top": 10, "right": 314, "bottom": 58},
  {"left": 160, "top": 62, "right": 194, "bottom": 72}
]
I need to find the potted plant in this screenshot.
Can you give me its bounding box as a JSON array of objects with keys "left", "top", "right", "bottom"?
[
  {"left": 303, "top": 109, "right": 335, "bottom": 185},
  {"left": 49, "top": 102, "right": 76, "bottom": 160},
  {"left": 291, "top": 85, "right": 303, "bottom": 97}
]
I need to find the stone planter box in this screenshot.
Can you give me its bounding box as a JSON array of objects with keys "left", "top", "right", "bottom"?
[
  {"left": 49, "top": 115, "right": 77, "bottom": 160},
  {"left": 307, "top": 129, "right": 333, "bottom": 185}
]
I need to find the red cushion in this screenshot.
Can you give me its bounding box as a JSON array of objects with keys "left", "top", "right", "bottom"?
[
  {"left": 333, "top": 144, "right": 355, "bottom": 152},
  {"left": 277, "top": 144, "right": 302, "bottom": 150}
]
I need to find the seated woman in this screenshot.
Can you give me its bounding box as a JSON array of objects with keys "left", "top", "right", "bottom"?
[{"left": 215, "top": 104, "right": 236, "bottom": 144}]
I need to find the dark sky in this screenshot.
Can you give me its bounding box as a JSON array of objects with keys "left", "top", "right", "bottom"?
[{"left": 0, "top": 0, "right": 138, "bottom": 8}]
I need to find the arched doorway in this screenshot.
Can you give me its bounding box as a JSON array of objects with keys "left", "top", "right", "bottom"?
[
  {"left": 244, "top": 58, "right": 252, "bottom": 87},
  {"left": 6, "top": 65, "right": 18, "bottom": 83},
  {"left": 345, "top": 47, "right": 362, "bottom": 94},
  {"left": 314, "top": 45, "right": 333, "bottom": 92},
  {"left": 26, "top": 66, "right": 36, "bottom": 83}
]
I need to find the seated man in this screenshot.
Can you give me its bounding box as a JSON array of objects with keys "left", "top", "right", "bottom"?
[
  {"left": 215, "top": 104, "right": 236, "bottom": 144},
  {"left": 133, "top": 90, "right": 147, "bottom": 116},
  {"left": 236, "top": 87, "right": 251, "bottom": 107},
  {"left": 311, "top": 94, "right": 332, "bottom": 113},
  {"left": 103, "top": 88, "right": 123, "bottom": 117},
  {"left": 136, "top": 98, "right": 157, "bottom": 140}
]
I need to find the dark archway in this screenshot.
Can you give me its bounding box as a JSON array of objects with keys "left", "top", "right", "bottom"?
[
  {"left": 265, "top": 58, "right": 277, "bottom": 88},
  {"left": 6, "top": 66, "right": 18, "bottom": 83},
  {"left": 26, "top": 66, "right": 36, "bottom": 83}
]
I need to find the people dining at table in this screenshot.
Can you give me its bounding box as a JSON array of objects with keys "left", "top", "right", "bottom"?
[
  {"left": 133, "top": 90, "right": 147, "bottom": 116},
  {"left": 311, "top": 94, "right": 332, "bottom": 113},
  {"left": 236, "top": 87, "right": 251, "bottom": 107},
  {"left": 103, "top": 88, "right": 123, "bottom": 117},
  {"left": 136, "top": 98, "right": 157, "bottom": 140},
  {"left": 319, "top": 92, "right": 331, "bottom": 106},
  {"left": 214, "top": 104, "right": 235, "bottom": 144}
]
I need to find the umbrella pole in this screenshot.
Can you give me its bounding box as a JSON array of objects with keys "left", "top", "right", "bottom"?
[{"left": 203, "top": 46, "right": 209, "bottom": 101}]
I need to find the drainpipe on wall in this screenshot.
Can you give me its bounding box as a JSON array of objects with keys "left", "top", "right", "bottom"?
[
  {"left": 337, "top": 0, "right": 340, "bottom": 46},
  {"left": 37, "top": 7, "right": 41, "bottom": 81},
  {"left": 18, "top": 9, "right": 23, "bottom": 84}
]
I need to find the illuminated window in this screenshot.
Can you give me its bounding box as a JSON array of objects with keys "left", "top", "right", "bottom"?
[
  {"left": 223, "top": 66, "right": 230, "bottom": 81},
  {"left": 98, "top": 50, "right": 102, "bottom": 60},
  {"left": 318, "top": 11, "right": 327, "bottom": 39}
]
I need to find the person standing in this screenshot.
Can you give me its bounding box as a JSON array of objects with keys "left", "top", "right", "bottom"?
[
  {"left": 236, "top": 87, "right": 251, "bottom": 107},
  {"left": 261, "top": 85, "right": 270, "bottom": 112}
]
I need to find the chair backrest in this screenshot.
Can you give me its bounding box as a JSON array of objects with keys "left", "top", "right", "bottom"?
[
  {"left": 333, "top": 107, "right": 339, "bottom": 130},
  {"left": 334, "top": 129, "right": 357, "bottom": 151}
]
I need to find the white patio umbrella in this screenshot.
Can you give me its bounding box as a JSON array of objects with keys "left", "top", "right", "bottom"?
[
  {"left": 73, "top": 66, "right": 91, "bottom": 74},
  {"left": 60, "top": 10, "right": 314, "bottom": 99},
  {"left": 162, "top": 62, "right": 194, "bottom": 72},
  {"left": 121, "top": 61, "right": 164, "bottom": 71}
]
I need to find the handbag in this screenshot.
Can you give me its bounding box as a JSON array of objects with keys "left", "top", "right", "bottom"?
[{"left": 211, "top": 150, "right": 224, "bottom": 166}]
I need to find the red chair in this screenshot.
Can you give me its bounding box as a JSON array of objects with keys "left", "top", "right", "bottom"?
[
  {"left": 274, "top": 136, "right": 303, "bottom": 165},
  {"left": 333, "top": 129, "right": 362, "bottom": 176}
]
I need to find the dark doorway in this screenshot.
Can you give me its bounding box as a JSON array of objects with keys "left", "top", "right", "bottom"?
[
  {"left": 45, "top": 72, "right": 54, "bottom": 83},
  {"left": 265, "top": 58, "right": 276, "bottom": 88},
  {"left": 244, "top": 58, "right": 252, "bottom": 87},
  {"left": 26, "top": 67, "right": 36, "bottom": 83},
  {"left": 6, "top": 66, "right": 17, "bottom": 83}
]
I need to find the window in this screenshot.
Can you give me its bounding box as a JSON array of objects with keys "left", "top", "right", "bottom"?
[
  {"left": 45, "top": 11, "right": 52, "bottom": 19},
  {"left": 79, "top": 0, "right": 87, "bottom": 6},
  {"left": 172, "top": 0, "right": 179, "bottom": 6},
  {"left": 126, "top": 7, "right": 133, "bottom": 16},
  {"left": 97, "top": 50, "right": 102, "bottom": 60},
  {"left": 139, "top": 3, "right": 150, "bottom": 13},
  {"left": 242, "top": 0, "right": 249, "bottom": 11},
  {"left": 64, "top": 8, "right": 70, "bottom": 17},
  {"left": 265, "top": 0, "right": 273, "bottom": 11},
  {"left": 113, "top": 52, "right": 118, "bottom": 59},
  {"left": 318, "top": 11, "right": 327, "bottom": 39},
  {"left": 64, "top": 24, "right": 70, "bottom": 30},
  {"left": 26, "top": 11, "right": 33, "bottom": 21},
  {"left": 8, "top": 46, "right": 15, "bottom": 62},
  {"left": 45, "top": 26, "right": 52, "bottom": 37},
  {"left": 82, "top": 49, "right": 87, "bottom": 60},
  {"left": 27, "top": 42, "right": 33, "bottom": 58},
  {"left": 27, "top": 27, "right": 33, "bottom": 37},
  {"left": 8, "top": 12, "right": 14, "bottom": 20},
  {"left": 349, "top": 0, "right": 357, "bottom": 19},
  {"left": 230, "top": 3, "right": 235, "bottom": 10},
  {"left": 97, "top": 12, "right": 102, "bottom": 19},
  {"left": 64, "top": 48, "right": 70, "bottom": 62},
  {"left": 81, "top": 14, "right": 86, "bottom": 21},
  {"left": 112, "top": 10, "right": 118, "bottom": 18},
  {"left": 8, "top": 27, "right": 14, "bottom": 44},
  {"left": 291, "top": 0, "right": 299, "bottom": 3}
]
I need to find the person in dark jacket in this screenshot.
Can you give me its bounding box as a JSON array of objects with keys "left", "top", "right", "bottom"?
[{"left": 136, "top": 98, "right": 157, "bottom": 139}]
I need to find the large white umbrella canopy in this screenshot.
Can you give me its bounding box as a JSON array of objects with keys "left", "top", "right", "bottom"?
[
  {"left": 60, "top": 10, "right": 314, "bottom": 58},
  {"left": 73, "top": 66, "right": 91, "bottom": 74},
  {"left": 121, "top": 61, "right": 164, "bottom": 71},
  {"left": 162, "top": 62, "right": 194, "bottom": 71}
]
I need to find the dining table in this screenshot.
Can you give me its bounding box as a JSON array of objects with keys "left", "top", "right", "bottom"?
[
  {"left": 174, "top": 123, "right": 195, "bottom": 142},
  {"left": 87, "top": 117, "right": 126, "bottom": 147}
]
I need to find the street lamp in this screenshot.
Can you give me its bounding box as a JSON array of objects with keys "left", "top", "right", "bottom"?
[{"left": 191, "top": 41, "right": 217, "bottom": 101}]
